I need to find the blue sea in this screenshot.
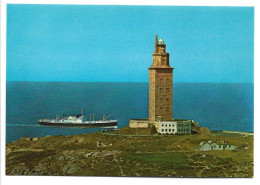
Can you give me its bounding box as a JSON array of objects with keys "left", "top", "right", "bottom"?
[{"left": 6, "top": 82, "right": 254, "bottom": 143}]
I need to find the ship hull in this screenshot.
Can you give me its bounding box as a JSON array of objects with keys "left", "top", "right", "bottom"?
[{"left": 38, "top": 121, "right": 118, "bottom": 128}]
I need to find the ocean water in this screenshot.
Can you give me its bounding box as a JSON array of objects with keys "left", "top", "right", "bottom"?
[{"left": 6, "top": 82, "right": 254, "bottom": 143}]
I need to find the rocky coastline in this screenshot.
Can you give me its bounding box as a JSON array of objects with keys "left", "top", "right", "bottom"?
[{"left": 6, "top": 126, "right": 253, "bottom": 177}]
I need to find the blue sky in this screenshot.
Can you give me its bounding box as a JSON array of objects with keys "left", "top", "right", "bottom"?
[{"left": 7, "top": 5, "right": 254, "bottom": 83}]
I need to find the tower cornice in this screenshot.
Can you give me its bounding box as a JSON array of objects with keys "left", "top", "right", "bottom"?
[{"left": 148, "top": 67, "right": 174, "bottom": 70}]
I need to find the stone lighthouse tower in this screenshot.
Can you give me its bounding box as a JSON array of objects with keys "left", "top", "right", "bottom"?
[{"left": 149, "top": 34, "right": 174, "bottom": 122}]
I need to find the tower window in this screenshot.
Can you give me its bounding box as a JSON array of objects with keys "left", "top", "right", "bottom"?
[
  {"left": 166, "top": 98, "right": 169, "bottom": 103},
  {"left": 166, "top": 88, "right": 169, "bottom": 93},
  {"left": 162, "top": 57, "right": 167, "bottom": 65},
  {"left": 166, "top": 79, "right": 169, "bottom": 84},
  {"left": 160, "top": 88, "right": 163, "bottom": 93},
  {"left": 166, "top": 107, "right": 169, "bottom": 112},
  {"left": 160, "top": 79, "right": 163, "bottom": 84},
  {"left": 160, "top": 107, "right": 163, "bottom": 112}
]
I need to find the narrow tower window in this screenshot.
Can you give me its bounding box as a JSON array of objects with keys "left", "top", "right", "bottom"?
[{"left": 160, "top": 88, "right": 163, "bottom": 93}]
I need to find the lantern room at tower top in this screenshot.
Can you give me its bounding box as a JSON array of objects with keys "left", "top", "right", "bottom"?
[{"left": 149, "top": 34, "right": 173, "bottom": 68}]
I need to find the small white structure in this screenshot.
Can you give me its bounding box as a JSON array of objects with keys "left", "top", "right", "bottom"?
[
  {"left": 158, "top": 120, "right": 191, "bottom": 134},
  {"left": 196, "top": 141, "right": 237, "bottom": 151}
]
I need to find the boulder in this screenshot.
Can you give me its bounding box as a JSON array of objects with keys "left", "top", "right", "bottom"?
[
  {"left": 63, "top": 164, "right": 79, "bottom": 174},
  {"left": 58, "top": 155, "right": 75, "bottom": 161},
  {"left": 6, "top": 148, "right": 12, "bottom": 155},
  {"left": 32, "top": 137, "right": 40, "bottom": 141},
  {"left": 10, "top": 166, "right": 27, "bottom": 175},
  {"left": 35, "top": 163, "right": 46, "bottom": 172},
  {"left": 198, "top": 127, "right": 211, "bottom": 135}
]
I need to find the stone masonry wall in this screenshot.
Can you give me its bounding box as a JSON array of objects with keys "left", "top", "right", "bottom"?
[{"left": 129, "top": 119, "right": 150, "bottom": 128}]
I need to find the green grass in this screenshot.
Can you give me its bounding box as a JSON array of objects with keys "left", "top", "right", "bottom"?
[
  {"left": 125, "top": 152, "right": 190, "bottom": 171},
  {"left": 133, "top": 152, "right": 188, "bottom": 163}
]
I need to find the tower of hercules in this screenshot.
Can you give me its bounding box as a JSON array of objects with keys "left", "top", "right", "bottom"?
[{"left": 149, "top": 34, "right": 174, "bottom": 122}]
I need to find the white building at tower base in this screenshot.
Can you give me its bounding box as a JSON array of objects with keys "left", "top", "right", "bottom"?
[{"left": 158, "top": 120, "right": 192, "bottom": 135}]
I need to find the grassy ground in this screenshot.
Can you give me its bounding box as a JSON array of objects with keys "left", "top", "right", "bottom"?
[{"left": 6, "top": 126, "right": 254, "bottom": 177}]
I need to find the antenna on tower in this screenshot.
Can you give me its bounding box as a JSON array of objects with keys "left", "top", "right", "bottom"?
[{"left": 155, "top": 34, "right": 158, "bottom": 53}]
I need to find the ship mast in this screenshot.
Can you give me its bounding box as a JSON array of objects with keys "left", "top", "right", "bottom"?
[
  {"left": 103, "top": 114, "right": 111, "bottom": 121},
  {"left": 80, "top": 108, "right": 83, "bottom": 116}
]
